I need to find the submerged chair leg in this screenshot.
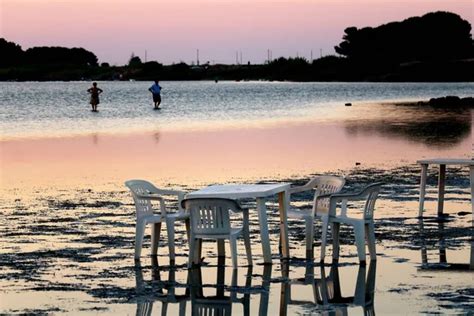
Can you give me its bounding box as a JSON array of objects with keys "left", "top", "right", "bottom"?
[
  {"left": 305, "top": 217, "right": 315, "bottom": 259},
  {"left": 354, "top": 223, "right": 367, "bottom": 263},
  {"left": 151, "top": 222, "right": 162, "bottom": 256},
  {"left": 366, "top": 222, "right": 377, "bottom": 261},
  {"left": 320, "top": 216, "right": 329, "bottom": 263},
  {"left": 135, "top": 220, "right": 147, "bottom": 260},
  {"left": 331, "top": 222, "right": 341, "bottom": 261}
]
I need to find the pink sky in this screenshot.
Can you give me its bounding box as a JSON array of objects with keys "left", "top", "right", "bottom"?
[{"left": 1, "top": 0, "right": 472, "bottom": 65}]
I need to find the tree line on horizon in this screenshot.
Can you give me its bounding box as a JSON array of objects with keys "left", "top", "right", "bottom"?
[{"left": 0, "top": 11, "right": 472, "bottom": 81}]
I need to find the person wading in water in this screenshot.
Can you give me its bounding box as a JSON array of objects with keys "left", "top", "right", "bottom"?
[
  {"left": 148, "top": 80, "right": 162, "bottom": 109},
  {"left": 87, "top": 82, "right": 103, "bottom": 112}
]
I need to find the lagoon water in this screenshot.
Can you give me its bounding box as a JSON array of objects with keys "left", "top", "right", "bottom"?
[
  {"left": 1, "top": 81, "right": 473, "bottom": 315},
  {"left": 1, "top": 81, "right": 473, "bottom": 139}
]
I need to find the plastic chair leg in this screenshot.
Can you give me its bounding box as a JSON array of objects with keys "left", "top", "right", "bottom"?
[
  {"left": 151, "top": 222, "right": 162, "bottom": 256},
  {"left": 135, "top": 220, "right": 147, "bottom": 259},
  {"left": 230, "top": 236, "right": 238, "bottom": 268},
  {"left": 194, "top": 239, "right": 202, "bottom": 265},
  {"left": 243, "top": 229, "right": 252, "bottom": 266},
  {"left": 217, "top": 239, "right": 226, "bottom": 257},
  {"left": 242, "top": 210, "right": 252, "bottom": 265},
  {"left": 320, "top": 217, "right": 329, "bottom": 263},
  {"left": 166, "top": 218, "right": 176, "bottom": 261},
  {"left": 354, "top": 223, "right": 367, "bottom": 263},
  {"left": 331, "top": 222, "right": 341, "bottom": 260},
  {"left": 185, "top": 219, "right": 191, "bottom": 242},
  {"left": 305, "top": 217, "right": 314, "bottom": 259},
  {"left": 366, "top": 222, "right": 377, "bottom": 261},
  {"left": 188, "top": 238, "right": 196, "bottom": 268}
]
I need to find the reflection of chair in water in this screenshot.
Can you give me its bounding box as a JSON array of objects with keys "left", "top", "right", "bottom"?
[
  {"left": 189, "top": 264, "right": 252, "bottom": 316},
  {"left": 419, "top": 219, "right": 474, "bottom": 270},
  {"left": 135, "top": 257, "right": 189, "bottom": 316},
  {"left": 316, "top": 261, "right": 377, "bottom": 315},
  {"left": 280, "top": 261, "right": 377, "bottom": 315},
  {"left": 284, "top": 263, "right": 319, "bottom": 306}
]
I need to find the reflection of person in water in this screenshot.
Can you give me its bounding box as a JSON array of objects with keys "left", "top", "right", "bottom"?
[
  {"left": 148, "top": 80, "right": 162, "bottom": 109},
  {"left": 87, "top": 82, "right": 103, "bottom": 112}
]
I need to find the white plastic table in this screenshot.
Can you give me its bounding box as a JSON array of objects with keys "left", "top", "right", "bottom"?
[
  {"left": 186, "top": 183, "right": 291, "bottom": 264},
  {"left": 417, "top": 158, "right": 474, "bottom": 217}
]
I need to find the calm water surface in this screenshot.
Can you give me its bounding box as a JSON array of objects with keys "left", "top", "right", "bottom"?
[
  {"left": 0, "top": 81, "right": 473, "bottom": 315},
  {"left": 0, "top": 81, "right": 472, "bottom": 138}
]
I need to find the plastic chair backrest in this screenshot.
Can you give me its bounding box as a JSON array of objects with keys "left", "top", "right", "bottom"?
[
  {"left": 362, "top": 183, "right": 382, "bottom": 219},
  {"left": 311, "top": 176, "right": 345, "bottom": 214},
  {"left": 125, "top": 180, "right": 161, "bottom": 219},
  {"left": 182, "top": 198, "right": 241, "bottom": 236}
]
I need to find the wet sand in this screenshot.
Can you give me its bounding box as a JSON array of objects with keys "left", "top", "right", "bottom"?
[{"left": 1, "top": 104, "right": 473, "bottom": 314}]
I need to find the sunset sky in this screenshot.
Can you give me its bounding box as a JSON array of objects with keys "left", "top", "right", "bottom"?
[{"left": 1, "top": 0, "right": 472, "bottom": 65}]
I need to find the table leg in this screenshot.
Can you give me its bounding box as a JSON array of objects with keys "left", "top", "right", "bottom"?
[
  {"left": 278, "top": 191, "right": 290, "bottom": 260},
  {"left": 256, "top": 197, "right": 272, "bottom": 264},
  {"left": 437, "top": 164, "right": 446, "bottom": 217},
  {"left": 418, "top": 164, "right": 428, "bottom": 217}
]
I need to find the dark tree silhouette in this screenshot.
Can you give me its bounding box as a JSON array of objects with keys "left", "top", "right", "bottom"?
[
  {"left": 25, "top": 46, "right": 98, "bottom": 66},
  {"left": 0, "top": 38, "right": 25, "bottom": 67},
  {"left": 335, "top": 11, "right": 473, "bottom": 64},
  {"left": 128, "top": 54, "right": 142, "bottom": 66}
]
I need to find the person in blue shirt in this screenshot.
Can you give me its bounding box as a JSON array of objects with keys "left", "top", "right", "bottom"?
[{"left": 148, "top": 80, "right": 162, "bottom": 109}]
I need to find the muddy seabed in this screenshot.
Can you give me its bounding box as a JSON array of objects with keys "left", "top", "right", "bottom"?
[{"left": 1, "top": 166, "right": 473, "bottom": 315}]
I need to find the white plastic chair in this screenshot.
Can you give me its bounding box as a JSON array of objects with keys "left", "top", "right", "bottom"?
[
  {"left": 320, "top": 183, "right": 383, "bottom": 264},
  {"left": 182, "top": 198, "right": 252, "bottom": 268},
  {"left": 287, "top": 176, "right": 346, "bottom": 258},
  {"left": 125, "top": 180, "right": 189, "bottom": 261}
]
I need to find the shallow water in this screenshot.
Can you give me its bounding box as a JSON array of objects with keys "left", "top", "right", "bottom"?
[
  {"left": 1, "top": 167, "right": 473, "bottom": 315},
  {"left": 0, "top": 81, "right": 473, "bottom": 315},
  {"left": 0, "top": 81, "right": 472, "bottom": 139}
]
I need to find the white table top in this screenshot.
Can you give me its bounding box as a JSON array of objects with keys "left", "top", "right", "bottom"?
[
  {"left": 186, "top": 183, "right": 291, "bottom": 199},
  {"left": 417, "top": 158, "right": 474, "bottom": 166}
]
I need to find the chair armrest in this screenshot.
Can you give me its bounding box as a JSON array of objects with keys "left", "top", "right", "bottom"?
[
  {"left": 328, "top": 183, "right": 383, "bottom": 217},
  {"left": 155, "top": 189, "right": 186, "bottom": 211},
  {"left": 289, "top": 183, "right": 314, "bottom": 194},
  {"left": 329, "top": 182, "right": 384, "bottom": 203},
  {"left": 136, "top": 193, "right": 165, "bottom": 201},
  {"left": 329, "top": 192, "right": 365, "bottom": 202},
  {"left": 155, "top": 189, "right": 186, "bottom": 196}
]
